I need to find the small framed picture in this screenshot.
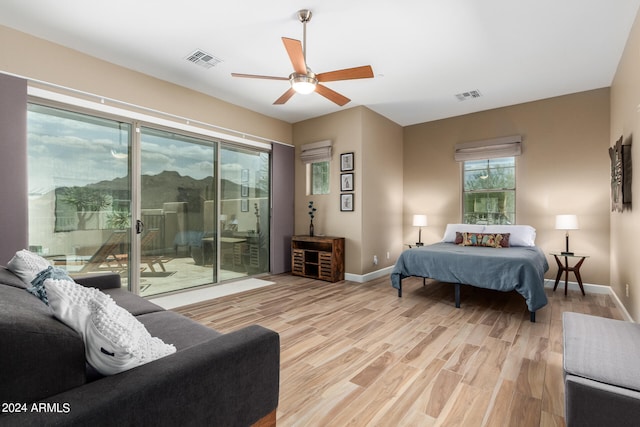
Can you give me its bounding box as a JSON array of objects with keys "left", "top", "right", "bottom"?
[
  {"left": 241, "top": 184, "right": 249, "bottom": 197},
  {"left": 340, "top": 173, "right": 354, "bottom": 192},
  {"left": 340, "top": 193, "right": 354, "bottom": 212},
  {"left": 241, "top": 199, "right": 249, "bottom": 212},
  {"left": 241, "top": 169, "right": 249, "bottom": 182},
  {"left": 340, "top": 152, "right": 354, "bottom": 171}
]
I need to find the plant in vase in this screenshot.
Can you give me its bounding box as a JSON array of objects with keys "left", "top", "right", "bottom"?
[{"left": 308, "top": 201, "right": 317, "bottom": 236}]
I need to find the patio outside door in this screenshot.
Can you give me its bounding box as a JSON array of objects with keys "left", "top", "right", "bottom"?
[{"left": 138, "top": 127, "right": 217, "bottom": 296}]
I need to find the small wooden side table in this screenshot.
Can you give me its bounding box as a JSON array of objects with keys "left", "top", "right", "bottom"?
[{"left": 550, "top": 252, "right": 589, "bottom": 296}]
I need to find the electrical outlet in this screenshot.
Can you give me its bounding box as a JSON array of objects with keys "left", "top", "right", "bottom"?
[
  {"left": 373, "top": 255, "right": 378, "bottom": 265},
  {"left": 626, "top": 283, "right": 630, "bottom": 298},
  {"left": 386, "top": 251, "right": 390, "bottom": 259}
]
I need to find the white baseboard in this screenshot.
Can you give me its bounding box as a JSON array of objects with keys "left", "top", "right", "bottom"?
[
  {"left": 543, "top": 279, "right": 634, "bottom": 322},
  {"left": 345, "top": 266, "right": 394, "bottom": 283},
  {"left": 609, "top": 286, "right": 634, "bottom": 322}
]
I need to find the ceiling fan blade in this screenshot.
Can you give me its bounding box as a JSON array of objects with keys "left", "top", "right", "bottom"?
[
  {"left": 282, "top": 37, "right": 307, "bottom": 75},
  {"left": 231, "top": 73, "right": 289, "bottom": 81},
  {"left": 273, "top": 88, "right": 297, "bottom": 105},
  {"left": 315, "top": 84, "right": 350, "bottom": 106},
  {"left": 316, "top": 65, "right": 374, "bottom": 82}
]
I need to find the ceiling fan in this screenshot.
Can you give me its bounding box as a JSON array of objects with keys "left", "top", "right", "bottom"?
[{"left": 232, "top": 9, "right": 374, "bottom": 106}]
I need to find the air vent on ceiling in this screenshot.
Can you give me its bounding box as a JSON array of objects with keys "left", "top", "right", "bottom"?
[
  {"left": 185, "top": 49, "right": 222, "bottom": 69},
  {"left": 455, "top": 90, "right": 482, "bottom": 102}
]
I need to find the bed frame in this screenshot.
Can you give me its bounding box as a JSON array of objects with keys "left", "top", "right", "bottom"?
[{"left": 396, "top": 276, "right": 537, "bottom": 323}]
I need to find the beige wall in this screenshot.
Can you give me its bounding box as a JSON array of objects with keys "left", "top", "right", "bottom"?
[
  {"left": 610, "top": 9, "right": 640, "bottom": 321},
  {"left": 292, "top": 107, "right": 403, "bottom": 276},
  {"left": 361, "top": 108, "right": 403, "bottom": 274},
  {"left": 404, "top": 88, "right": 611, "bottom": 286},
  {"left": 0, "top": 25, "right": 292, "bottom": 144}
]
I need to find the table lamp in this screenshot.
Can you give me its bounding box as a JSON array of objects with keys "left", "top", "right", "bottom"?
[
  {"left": 412, "top": 214, "right": 428, "bottom": 247},
  {"left": 555, "top": 214, "right": 579, "bottom": 255}
]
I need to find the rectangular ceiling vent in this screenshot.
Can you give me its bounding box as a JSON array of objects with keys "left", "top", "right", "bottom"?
[
  {"left": 185, "top": 49, "right": 222, "bottom": 69},
  {"left": 455, "top": 90, "right": 482, "bottom": 102}
]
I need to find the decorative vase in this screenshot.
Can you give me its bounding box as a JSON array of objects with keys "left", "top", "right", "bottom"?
[{"left": 309, "top": 220, "right": 314, "bottom": 237}]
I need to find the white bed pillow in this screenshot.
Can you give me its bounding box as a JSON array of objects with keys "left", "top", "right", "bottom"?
[
  {"left": 441, "top": 224, "right": 485, "bottom": 242},
  {"left": 483, "top": 225, "right": 536, "bottom": 246}
]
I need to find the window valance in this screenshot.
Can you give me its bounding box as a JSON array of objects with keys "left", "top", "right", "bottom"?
[
  {"left": 300, "top": 139, "right": 332, "bottom": 164},
  {"left": 454, "top": 135, "right": 522, "bottom": 161}
]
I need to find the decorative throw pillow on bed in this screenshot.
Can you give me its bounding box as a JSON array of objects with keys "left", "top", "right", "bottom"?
[
  {"left": 44, "top": 278, "right": 176, "bottom": 375},
  {"left": 458, "top": 232, "right": 510, "bottom": 248}
]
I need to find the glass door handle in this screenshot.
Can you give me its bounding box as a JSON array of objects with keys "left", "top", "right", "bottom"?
[{"left": 136, "top": 219, "right": 144, "bottom": 234}]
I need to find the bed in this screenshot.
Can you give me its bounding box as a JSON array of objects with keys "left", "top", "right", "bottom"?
[{"left": 390, "top": 225, "right": 549, "bottom": 322}]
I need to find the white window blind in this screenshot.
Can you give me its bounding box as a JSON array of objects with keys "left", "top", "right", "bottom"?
[
  {"left": 454, "top": 135, "right": 522, "bottom": 161},
  {"left": 300, "top": 140, "right": 332, "bottom": 164}
]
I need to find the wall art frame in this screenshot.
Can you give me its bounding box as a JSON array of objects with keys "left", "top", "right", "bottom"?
[
  {"left": 340, "top": 193, "right": 354, "bottom": 211},
  {"left": 609, "top": 135, "right": 632, "bottom": 212},
  {"left": 340, "top": 173, "right": 354, "bottom": 192},
  {"left": 340, "top": 152, "right": 354, "bottom": 172}
]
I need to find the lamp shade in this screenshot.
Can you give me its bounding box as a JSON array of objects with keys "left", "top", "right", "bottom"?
[
  {"left": 412, "top": 214, "right": 428, "bottom": 227},
  {"left": 555, "top": 214, "right": 579, "bottom": 230}
]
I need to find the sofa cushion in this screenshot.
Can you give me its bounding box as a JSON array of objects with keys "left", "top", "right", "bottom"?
[
  {"left": 0, "top": 266, "right": 29, "bottom": 289},
  {"left": 0, "top": 284, "right": 86, "bottom": 403},
  {"left": 563, "top": 312, "right": 640, "bottom": 392},
  {"left": 102, "top": 287, "right": 165, "bottom": 316},
  {"left": 136, "top": 310, "right": 221, "bottom": 350}
]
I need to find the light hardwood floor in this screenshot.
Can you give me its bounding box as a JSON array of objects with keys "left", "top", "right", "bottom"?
[{"left": 174, "top": 274, "right": 623, "bottom": 427}]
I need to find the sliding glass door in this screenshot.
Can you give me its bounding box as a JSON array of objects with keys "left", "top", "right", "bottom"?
[
  {"left": 219, "top": 146, "right": 270, "bottom": 279},
  {"left": 138, "top": 127, "right": 217, "bottom": 296},
  {"left": 27, "top": 102, "right": 271, "bottom": 296},
  {"left": 27, "top": 104, "right": 132, "bottom": 282}
]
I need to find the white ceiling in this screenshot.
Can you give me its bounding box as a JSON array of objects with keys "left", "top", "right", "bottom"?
[{"left": 1, "top": 0, "right": 639, "bottom": 126}]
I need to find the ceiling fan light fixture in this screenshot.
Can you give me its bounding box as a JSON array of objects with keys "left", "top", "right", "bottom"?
[{"left": 291, "top": 74, "right": 317, "bottom": 94}]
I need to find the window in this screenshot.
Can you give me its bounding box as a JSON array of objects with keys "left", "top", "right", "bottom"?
[
  {"left": 309, "top": 161, "right": 330, "bottom": 195},
  {"left": 300, "top": 140, "right": 331, "bottom": 195},
  {"left": 463, "top": 157, "right": 515, "bottom": 224}
]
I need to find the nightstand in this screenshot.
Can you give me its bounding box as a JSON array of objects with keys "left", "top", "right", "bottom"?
[{"left": 550, "top": 252, "right": 589, "bottom": 296}]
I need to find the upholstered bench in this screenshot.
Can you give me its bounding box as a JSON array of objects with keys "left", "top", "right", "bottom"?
[{"left": 563, "top": 312, "right": 640, "bottom": 426}]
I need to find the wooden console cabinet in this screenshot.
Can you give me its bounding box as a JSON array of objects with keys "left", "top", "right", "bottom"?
[{"left": 291, "top": 236, "right": 345, "bottom": 282}]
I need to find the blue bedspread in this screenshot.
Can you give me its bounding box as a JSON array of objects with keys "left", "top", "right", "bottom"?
[{"left": 390, "top": 242, "right": 549, "bottom": 312}]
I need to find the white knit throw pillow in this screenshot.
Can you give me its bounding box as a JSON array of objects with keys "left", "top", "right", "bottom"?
[
  {"left": 44, "top": 278, "right": 176, "bottom": 375},
  {"left": 7, "top": 249, "right": 51, "bottom": 284}
]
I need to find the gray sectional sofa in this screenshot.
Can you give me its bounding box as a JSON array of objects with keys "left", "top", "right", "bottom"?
[
  {"left": 0, "top": 266, "right": 280, "bottom": 427},
  {"left": 563, "top": 312, "right": 640, "bottom": 426}
]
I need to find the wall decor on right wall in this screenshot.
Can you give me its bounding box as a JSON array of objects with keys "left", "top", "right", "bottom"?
[
  {"left": 609, "top": 135, "right": 632, "bottom": 212},
  {"left": 340, "top": 152, "right": 354, "bottom": 172},
  {"left": 340, "top": 193, "right": 354, "bottom": 212},
  {"left": 340, "top": 152, "right": 355, "bottom": 211}
]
